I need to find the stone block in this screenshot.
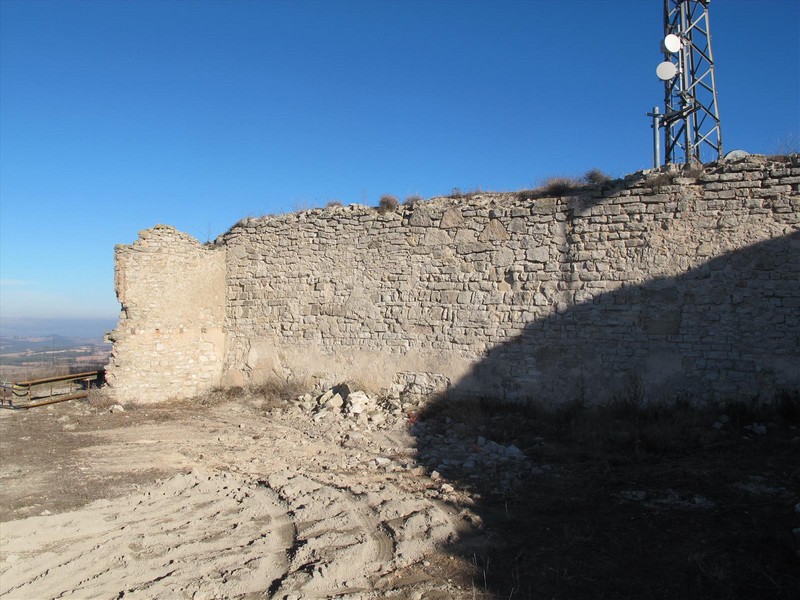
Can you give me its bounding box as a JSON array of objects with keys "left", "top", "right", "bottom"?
[
  {"left": 439, "top": 207, "right": 465, "bottom": 229},
  {"left": 478, "top": 220, "right": 509, "bottom": 242}
]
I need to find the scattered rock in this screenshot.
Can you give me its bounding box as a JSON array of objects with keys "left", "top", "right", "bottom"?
[
  {"left": 743, "top": 423, "right": 767, "bottom": 435},
  {"left": 504, "top": 444, "right": 524, "bottom": 458},
  {"left": 345, "top": 391, "right": 370, "bottom": 414},
  {"left": 109, "top": 404, "right": 125, "bottom": 414},
  {"left": 324, "top": 393, "right": 344, "bottom": 410}
]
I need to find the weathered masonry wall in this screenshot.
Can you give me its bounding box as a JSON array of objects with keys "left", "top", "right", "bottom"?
[
  {"left": 106, "top": 225, "right": 226, "bottom": 403},
  {"left": 108, "top": 156, "right": 800, "bottom": 404}
]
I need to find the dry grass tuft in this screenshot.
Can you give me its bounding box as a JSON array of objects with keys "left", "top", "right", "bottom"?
[
  {"left": 645, "top": 172, "right": 674, "bottom": 192},
  {"left": 250, "top": 376, "right": 311, "bottom": 411},
  {"left": 196, "top": 386, "right": 247, "bottom": 406},
  {"left": 540, "top": 176, "right": 580, "bottom": 197},
  {"left": 86, "top": 388, "right": 115, "bottom": 410},
  {"left": 250, "top": 377, "right": 309, "bottom": 401},
  {"left": 377, "top": 195, "right": 399, "bottom": 214},
  {"left": 446, "top": 187, "right": 487, "bottom": 200},
  {"left": 583, "top": 168, "right": 612, "bottom": 185},
  {"left": 682, "top": 163, "right": 705, "bottom": 178}
]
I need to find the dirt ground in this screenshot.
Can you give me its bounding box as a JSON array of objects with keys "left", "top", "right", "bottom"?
[
  {"left": 0, "top": 393, "right": 483, "bottom": 599},
  {"left": 1, "top": 390, "right": 799, "bottom": 599}
]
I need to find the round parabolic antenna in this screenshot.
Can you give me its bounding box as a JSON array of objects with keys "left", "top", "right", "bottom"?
[
  {"left": 656, "top": 61, "right": 678, "bottom": 81},
  {"left": 663, "top": 34, "right": 681, "bottom": 53}
]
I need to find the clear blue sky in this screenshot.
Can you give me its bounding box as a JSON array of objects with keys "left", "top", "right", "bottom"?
[{"left": 1, "top": 0, "right": 798, "bottom": 327}]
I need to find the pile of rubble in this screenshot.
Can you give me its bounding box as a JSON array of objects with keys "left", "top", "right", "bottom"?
[
  {"left": 277, "top": 378, "right": 549, "bottom": 495},
  {"left": 292, "top": 384, "right": 398, "bottom": 427}
]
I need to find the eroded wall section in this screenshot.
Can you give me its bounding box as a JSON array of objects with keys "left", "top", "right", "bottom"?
[{"left": 106, "top": 225, "right": 226, "bottom": 403}]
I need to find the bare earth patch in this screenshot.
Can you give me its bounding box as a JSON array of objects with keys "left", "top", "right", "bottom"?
[
  {"left": 0, "top": 395, "right": 473, "bottom": 599},
  {"left": 1, "top": 391, "right": 799, "bottom": 599}
]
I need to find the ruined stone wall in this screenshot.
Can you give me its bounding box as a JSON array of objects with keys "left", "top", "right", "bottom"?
[
  {"left": 108, "top": 156, "right": 800, "bottom": 404},
  {"left": 106, "top": 225, "right": 226, "bottom": 403}
]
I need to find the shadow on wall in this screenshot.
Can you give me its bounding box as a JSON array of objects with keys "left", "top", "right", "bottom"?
[
  {"left": 410, "top": 231, "right": 800, "bottom": 599},
  {"left": 451, "top": 231, "right": 800, "bottom": 406}
]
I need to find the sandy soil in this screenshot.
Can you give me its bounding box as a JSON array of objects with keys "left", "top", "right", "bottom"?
[
  {"left": 0, "top": 395, "right": 479, "bottom": 599},
  {"left": 4, "top": 389, "right": 798, "bottom": 600}
]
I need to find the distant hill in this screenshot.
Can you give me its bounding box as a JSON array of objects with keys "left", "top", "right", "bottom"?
[
  {"left": 0, "top": 317, "right": 117, "bottom": 339},
  {"left": 0, "top": 331, "right": 111, "bottom": 379},
  {"left": 0, "top": 334, "right": 78, "bottom": 354}
]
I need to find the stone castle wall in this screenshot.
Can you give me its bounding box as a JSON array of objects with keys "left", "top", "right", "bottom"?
[
  {"left": 105, "top": 225, "right": 226, "bottom": 403},
  {"left": 107, "top": 156, "right": 800, "bottom": 404}
]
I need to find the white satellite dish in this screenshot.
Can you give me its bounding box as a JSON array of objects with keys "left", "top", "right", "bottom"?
[
  {"left": 663, "top": 34, "right": 681, "bottom": 54},
  {"left": 656, "top": 61, "right": 678, "bottom": 81}
]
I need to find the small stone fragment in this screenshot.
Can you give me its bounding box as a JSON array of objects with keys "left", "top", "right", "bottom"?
[{"left": 324, "top": 393, "right": 344, "bottom": 409}]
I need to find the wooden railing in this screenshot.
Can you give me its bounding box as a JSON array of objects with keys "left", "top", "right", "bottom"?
[{"left": 0, "top": 370, "right": 105, "bottom": 408}]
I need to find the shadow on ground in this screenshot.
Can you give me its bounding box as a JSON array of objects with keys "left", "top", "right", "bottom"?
[{"left": 410, "top": 233, "right": 800, "bottom": 599}]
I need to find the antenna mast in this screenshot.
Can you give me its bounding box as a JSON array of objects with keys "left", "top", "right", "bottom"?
[{"left": 652, "top": 0, "right": 723, "bottom": 166}]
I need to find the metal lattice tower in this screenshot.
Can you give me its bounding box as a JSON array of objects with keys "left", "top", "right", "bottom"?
[{"left": 655, "top": 0, "right": 723, "bottom": 165}]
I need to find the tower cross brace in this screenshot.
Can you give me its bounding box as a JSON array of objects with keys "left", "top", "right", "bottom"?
[{"left": 657, "top": 0, "right": 723, "bottom": 165}]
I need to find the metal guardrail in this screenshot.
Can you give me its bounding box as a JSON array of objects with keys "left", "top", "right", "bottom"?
[{"left": 1, "top": 370, "right": 105, "bottom": 409}]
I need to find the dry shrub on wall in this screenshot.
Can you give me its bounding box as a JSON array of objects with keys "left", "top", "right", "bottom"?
[
  {"left": 403, "top": 194, "right": 424, "bottom": 207},
  {"left": 446, "top": 187, "right": 487, "bottom": 200},
  {"left": 773, "top": 131, "right": 800, "bottom": 155},
  {"left": 682, "top": 163, "right": 705, "bottom": 178},
  {"left": 765, "top": 154, "right": 795, "bottom": 163},
  {"left": 514, "top": 189, "right": 537, "bottom": 202},
  {"left": 377, "top": 194, "right": 399, "bottom": 214},
  {"left": 540, "top": 176, "right": 580, "bottom": 197},
  {"left": 326, "top": 200, "right": 343, "bottom": 208},
  {"left": 645, "top": 172, "right": 674, "bottom": 192},
  {"left": 583, "top": 168, "right": 612, "bottom": 185}
]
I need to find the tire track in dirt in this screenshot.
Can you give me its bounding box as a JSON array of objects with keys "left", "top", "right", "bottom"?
[
  {"left": 0, "top": 470, "right": 294, "bottom": 599},
  {"left": 1, "top": 468, "right": 459, "bottom": 598},
  {"left": 264, "top": 470, "right": 459, "bottom": 598},
  {"left": 1, "top": 395, "right": 471, "bottom": 598}
]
